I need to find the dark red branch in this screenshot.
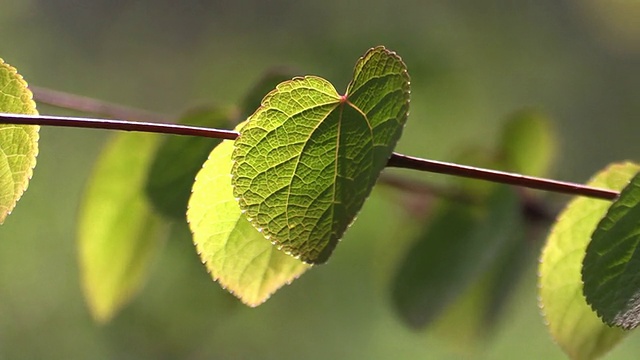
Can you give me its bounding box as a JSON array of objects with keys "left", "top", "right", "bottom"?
[
  {"left": 0, "top": 113, "right": 621, "bottom": 201},
  {"left": 387, "top": 153, "right": 619, "bottom": 201},
  {"left": 0, "top": 113, "right": 238, "bottom": 140}
]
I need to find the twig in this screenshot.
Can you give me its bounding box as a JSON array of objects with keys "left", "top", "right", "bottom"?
[
  {"left": 0, "top": 113, "right": 238, "bottom": 140},
  {"left": 386, "top": 153, "right": 619, "bottom": 201},
  {"left": 31, "top": 86, "right": 171, "bottom": 123},
  {"left": 0, "top": 112, "right": 621, "bottom": 201}
]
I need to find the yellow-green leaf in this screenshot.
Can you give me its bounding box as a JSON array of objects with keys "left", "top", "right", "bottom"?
[
  {"left": 188, "top": 130, "right": 310, "bottom": 306},
  {"left": 0, "top": 58, "right": 39, "bottom": 223},
  {"left": 539, "top": 162, "right": 640, "bottom": 360},
  {"left": 78, "top": 132, "right": 167, "bottom": 322}
]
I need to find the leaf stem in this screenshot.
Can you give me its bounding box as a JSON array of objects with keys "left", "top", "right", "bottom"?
[{"left": 0, "top": 112, "right": 620, "bottom": 201}]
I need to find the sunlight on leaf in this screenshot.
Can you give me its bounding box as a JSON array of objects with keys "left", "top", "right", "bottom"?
[
  {"left": 145, "top": 107, "right": 231, "bottom": 219},
  {"left": 0, "top": 58, "right": 39, "bottom": 224},
  {"left": 232, "top": 46, "right": 410, "bottom": 263},
  {"left": 539, "top": 162, "right": 640, "bottom": 360},
  {"left": 188, "top": 130, "right": 310, "bottom": 306},
  {"left": 78, "top": 132, "right": 167, "bottom": 323},
  {"left": 583, "top": 171, "right": 640, "bottom": 329}
]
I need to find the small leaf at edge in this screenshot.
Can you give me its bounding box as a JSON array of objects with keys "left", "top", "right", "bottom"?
[
  {"left": 538, "top": 162, "right": 639, "bottom": 360},
  {"left": 0, "top": 58, "right": 39, "bottom": 224},
  {"left": 583, "top": 171, "right": 640, "bottom": 329}
]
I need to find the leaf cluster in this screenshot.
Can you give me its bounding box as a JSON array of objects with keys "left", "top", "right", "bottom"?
[{"left": 1, "top": 47, "right": 639, "bottom": 360}]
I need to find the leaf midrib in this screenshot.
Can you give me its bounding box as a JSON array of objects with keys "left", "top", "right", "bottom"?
[{"left": 282, "top": 93, "right": 376, "bottom": 261}]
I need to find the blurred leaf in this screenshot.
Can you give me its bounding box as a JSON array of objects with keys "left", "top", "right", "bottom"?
[
  {"left": 239, "top": 67, "right": 298, "bottom": 120},
  {"left": 430, "top": 270, "right": 491, "bottom": 351},
  {"left": 392, "top": 187, "right": 522, "bottom": 328},
  {"left": 232, "top": 46, "right": 410, "bottom": 264},
  {"left": 482, "top": 234, "right": 532, "bottom": 326},
  {"left": 538, "top": 162, "right": 639, "bottom": 360},
  {"left": 583, "top": 171, "right": 640, "bottom": 329},
  {"left": 393, "top": 201, "right": 476, "bottom": 328},
  {"left": 433, "top": 228, "right": 532, "bottom": 349},
  {"left": 0, "top": 58, "right": 39, "bottom": 224},
  {"left": 499, "top": 110, "right": 556, "bottom": 177},
  {"left": 78, "top": 132, "right": 167, "bottom": 323},
  {"left": 145, "top": 107, "right": 231, "bottom": 219},
  {"left": 187, "top": 131, "right": 310, "bottom": 306}
]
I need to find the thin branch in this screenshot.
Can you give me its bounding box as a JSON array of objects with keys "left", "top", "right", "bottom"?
[
  {"left": 387, "top": 153, "right": 619, "bottom": 201},
  {"left": 0, "top": 112, "right": 621, "bottom": 201},
  {"left": 31, "top": 86, "right": 171, "bottom": 123},
  {"left": 0, "top": 113, "right": 238, "bottom": 140}
]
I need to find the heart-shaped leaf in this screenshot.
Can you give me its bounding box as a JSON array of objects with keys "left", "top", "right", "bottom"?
[
  {"left": 538, "top": 162, "right": 639, "bottom": 360},
  {"left": 583, "top": 171, "right": 640, "bottom": 329},
  {"left": 232, "top": 46, "right": 410, "bottom": 263},
  {"left": 188, "top": 130, "right": 310, "bottom": 306},
  {"left": 0, "top": 58, "right": 39, "bottom": 224}
]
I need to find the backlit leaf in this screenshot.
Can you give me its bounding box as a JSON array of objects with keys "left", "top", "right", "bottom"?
[
  {"left": 232, "top": 46, "right": 410, "bottom": 263},
  {"left": 188, "top": 131, "right": 310, "bottom": 306},
  {"left": 0, "top": 58, "right": 39, "bottom": 223},
  {"left": 539, "top": 162, "right": 639, "bottom": 360},
  {"left": 78, "top": 132, "right": 167, "bottom": 322},
  {"left": 583, "top": 171, "right": 640, "bottom": 329},
  {"left": 145, "top": 107, "right": 231, "bottom": 219}
]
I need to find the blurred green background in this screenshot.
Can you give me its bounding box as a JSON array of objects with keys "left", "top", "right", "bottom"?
[{"left": 1, "top": 1, "right": 639, "bottom": 359}]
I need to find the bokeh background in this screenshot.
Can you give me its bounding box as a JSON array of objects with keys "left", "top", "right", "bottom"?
[{"left": 1, "top": 1, "right": 639, "bottom": 359}]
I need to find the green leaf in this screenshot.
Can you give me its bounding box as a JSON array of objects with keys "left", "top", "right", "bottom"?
[
  {"left": 145, "top": 107, "right": 231, "bottom": 219},
  {"left": 187, "top": 131, "right": 310, "bottom": 306},
  {"left": 0, "top": 58, "right": 39, "bottom": 224},
  {"left": 583, "top": 171, "right": 640, "bottom": 329},
  {"left": 538, "top": 162, "right": 639, "bottom": 360},
  {"left": 392, "top": 187, "right": 522, "bottom": 328},
  {"left": 499, "top": 109, "right": 556, "bottom": 177},
  {"left": 232, "top": 46, "right": 410, "bottom": 264},
  {"left": 78, "top": 132, "right": 167, "bottom": 322}
]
